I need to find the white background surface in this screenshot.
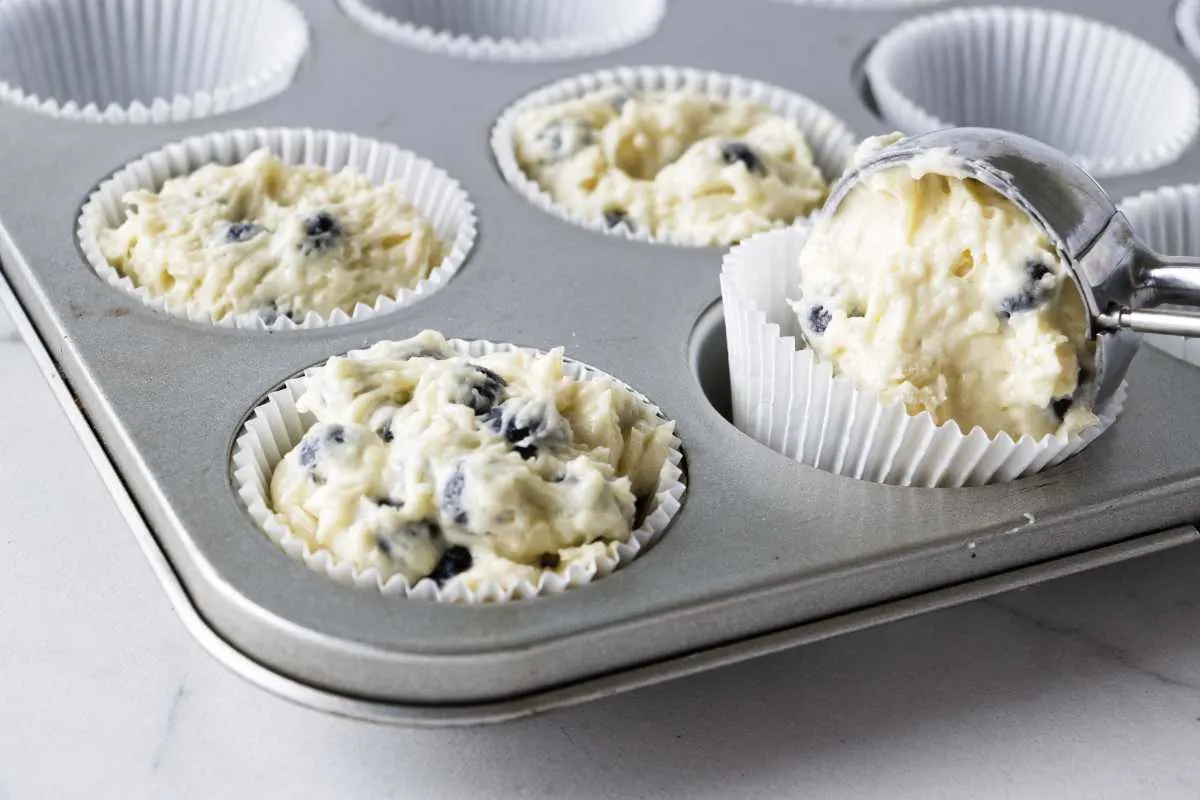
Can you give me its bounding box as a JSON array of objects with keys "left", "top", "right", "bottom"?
[{"left": 2, "top": 303, "right": 1200, "bottom": 799}]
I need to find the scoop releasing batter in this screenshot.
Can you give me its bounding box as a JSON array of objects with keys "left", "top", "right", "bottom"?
[{"left": 791, "top": 134, "right": 1096, "bottom": 439}]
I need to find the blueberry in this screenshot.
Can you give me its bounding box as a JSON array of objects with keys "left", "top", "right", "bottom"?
[
  {"left": 720, "top": 141, "right": 765, "bottom": 175},
  {"left": 457, "top": 365, "right": 507, "bottom": 416},
  {"left": 441, "top": 466, "right": 468, "bottom": 526},
  {"left": 326, "top": 425, "right": 345, "bottom": 445},
  {"left": 428, "top": 545, "right": 473, "bottom": 584},
  {"left": 603, "top": 208, "right": 632, "bottom": 230},
  {"left": 484, "top": 406, "right": 542, "bottom": 460},
  {"left": 226, "top": 221, "right": 263, "bottom": 243},
  {"left": 298, "top": 424, "right": 345, "bottom": 469},
  {"left": 534, "top": 121, "right": 593, "bottom": 162},
  {"left": 998, "top": 261, "right": 1054, "bottom": 319},
  {"left": 257, "top": 298, "right": 299, "bottom": 325},
  {"left": 1051, "top": 397, "right": 1073, "bottom": 420},
  {"left": 299, "top": 435, "right": 321, "bottom": 468},
  {"left": 300, "top": 211, "right": 342, "bottom": 255},
  {"left": 806, "top": 304, "right": 832, "bottom": 335},
  {"left": 375, "top": 520, "right": 438, "bottom": 560},
  {"left": 374, "top": 496, "right": 404, "bottom": 508},
  {"left": 537, "top": 552, "right": 561, "bottom": 569}
]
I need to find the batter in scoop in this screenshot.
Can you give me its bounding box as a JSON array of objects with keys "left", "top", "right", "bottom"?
[
  {"left": 268, "top": 331, "right": 675, "bottom": 590},
  {"left": 514, "top": 89, "right": 828, "bottom": 245},
  {"left": 791, "top": 134, "right": 1096, "bottom": 439},
  {"left": 99, "top": 149, "right": 445, "bottom": 322}
]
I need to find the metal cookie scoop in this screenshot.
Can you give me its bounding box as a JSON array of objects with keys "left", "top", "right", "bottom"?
[{"left": 820, "top": 127, "right": 1200, "bottom": 411}]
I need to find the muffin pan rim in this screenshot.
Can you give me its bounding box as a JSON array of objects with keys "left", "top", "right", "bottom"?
[{"left": 1, "top": 0, "right": 1199, "bottom": 715}]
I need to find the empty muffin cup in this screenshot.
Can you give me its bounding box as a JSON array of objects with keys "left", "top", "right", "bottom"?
[
  {"left": 77, "top": 128, "right": 477, "bottom": 330},
  {"left": 1119, "top": 184, "right": 1200, "bottom": 368},
  {"left": 721, "top": 226, "right": 1125, "bottom": 488},
  {"left": 231, "top": 335, "right": 686, "bottom": 603},
  {"left": 865, "top": 6, "right": 1199, "bottom": 178},
  {"left": 0, "top": 0, "right": 308, "bottom": 123},
  {"left": 492, "top": 65, "right": 859, "bottom": 246},
  {"left": 338, "top": 0, "right": 665, "bottom": 62}
]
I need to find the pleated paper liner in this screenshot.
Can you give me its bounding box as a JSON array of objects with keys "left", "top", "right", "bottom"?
[
  {"left": 77, "top": 128, "right": 477, "bottom": 330},
  {"left": 1178, "top": 0, "right": 1200, "bottom": 66},
  {"left": 338, "top": 0, "right": 665, "bottom": 62},
  {"left": 0, "top": 0, "right": 308, "bottom": 123},
  {"left": 231, "top": 336, "right": 687, "bottom": 603},
  {"left": 865, "top": 6, "right": 1199, "bottom": 178},
  {"left": 491, "top": 65, "right": 859, "bottom": 246},
  {"left": 721, "top": 226, "right": 1125, "bottom": 488},
  {"left": 1118, "top": 184, "right": 1200, "bottom": 368}
]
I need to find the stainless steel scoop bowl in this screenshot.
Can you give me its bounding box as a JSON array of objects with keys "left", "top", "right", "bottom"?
[{"left": 821, "top": 127, "right": 1200, "bottom": 411}]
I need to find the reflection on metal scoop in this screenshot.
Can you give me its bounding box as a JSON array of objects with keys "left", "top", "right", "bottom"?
[{"left": 820, "top": 127, "right": 1200, "bottom": 411}]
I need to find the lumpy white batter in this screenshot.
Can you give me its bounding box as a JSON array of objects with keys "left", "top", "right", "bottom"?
[
  {"left": 100, "top": 149, "right": 445, "bottom": 322},
  {"left": 268, "top": 331, "right": 675, "bottom": 591},
  {"left": 514, "top": 90, "right": 828, "bottom": 245},
  {"left": 791, "top": 134, "right": 1096, "bottom": 439}
]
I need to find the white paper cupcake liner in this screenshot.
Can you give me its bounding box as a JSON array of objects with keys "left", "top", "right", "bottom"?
[
  {"left": 1178, "top": 0, "right": 1200, "bottom": 65},
  {"left": 0, "top": 0, "right": 308, "bottom": 124},
  {"left": 338, "top": 0, "right": 664, "bottom": 62},
  {"left": 721, "top": 226, "right": 1125, "bottom": 488},
  {"left": 865, "top": 6, "right": 1200, "bottom": 178},
  {"left": 77, "top": 128, "right": 477, "bottom": 331},
  {"left": 1118, "top": 184, "right": 1200, "bottom": 369},
  {"left": 231, "top": 337, "right": 687, "bottom": 603},
  {"left": 491, "top": 65, "right": 859, "bottom": 247}
]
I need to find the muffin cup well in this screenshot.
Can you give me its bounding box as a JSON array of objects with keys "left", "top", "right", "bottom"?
[
  {"left": 865, "top": 6, "right": 1199, "bottom": 178},
  {"left": 1118, "top": 184, "right": 1200, "bottom": 368},
  {"left": 231, "top": 337, "right": 686, "bottom": 603},
  {"left": 338, "top": 0, "right": 665, "bottom": 62},
  {"left": 491, "top": 65, "right": 859, "bottom": 247},
  {"left": 721, "top": 226, "right": 1125, "bottom": 488},
  {"left": 0, "top": 0, "right": 308, "bottom": 124},
  {"left": 77, "top": 128, "right": 476, "bottom": 330}
]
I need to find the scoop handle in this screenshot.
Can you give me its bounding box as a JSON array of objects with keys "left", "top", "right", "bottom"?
[
  {"left": 1139, "top": 253, "right": 1200, "bottom": 305},
  {"left": 1096, "top": 307, "right": 1200, "bottom": 337}
]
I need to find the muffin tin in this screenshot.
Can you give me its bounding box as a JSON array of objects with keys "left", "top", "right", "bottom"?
[{"left": 2, "top": 0, "right": 1200, "bottom": 725}]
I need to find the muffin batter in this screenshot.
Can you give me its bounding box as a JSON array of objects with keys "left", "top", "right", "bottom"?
[
  {"left": 791, "top": 134, "right": 1096, "bottom": 439},
  {"left": 514, "top": 89, "right": 828, "bottom": 245},
  {"left": 100, "top": 149, "right": 445, "bottom": 322},
  {"left": 269, "top": 331, "right": 675, "bottom": 590}
]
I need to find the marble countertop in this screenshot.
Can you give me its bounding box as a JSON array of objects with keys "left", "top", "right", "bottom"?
[{"left": 2, "top": 304, "right": 1200, "bottom": 800}]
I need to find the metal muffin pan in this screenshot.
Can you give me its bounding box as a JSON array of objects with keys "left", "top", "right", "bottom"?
[{"left": 2, "top": 0, "right": 1200, "bottom": 724}]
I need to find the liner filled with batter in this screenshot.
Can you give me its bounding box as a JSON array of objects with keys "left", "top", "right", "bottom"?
[
  {"left": 232, "top": 331, "right": 686, "bottom": 602},
  {"left": 78, "top": 128, "right": 476, "bottom": 330},
  {"left": 491, "top": 65, "right": 858, "bottom": 246}
]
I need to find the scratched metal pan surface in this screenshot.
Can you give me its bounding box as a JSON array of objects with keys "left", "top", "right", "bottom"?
[{"left": 2, "top": 0, "right": 1200, "bottom": 720}]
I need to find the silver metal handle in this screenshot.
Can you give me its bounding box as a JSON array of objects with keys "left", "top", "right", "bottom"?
[
  {"left": 1140, "top": 253, "right": 1200, "bottom": 305},
  {"left": 1096, "top": 307, "right": 1200, "bottom": 337}
]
